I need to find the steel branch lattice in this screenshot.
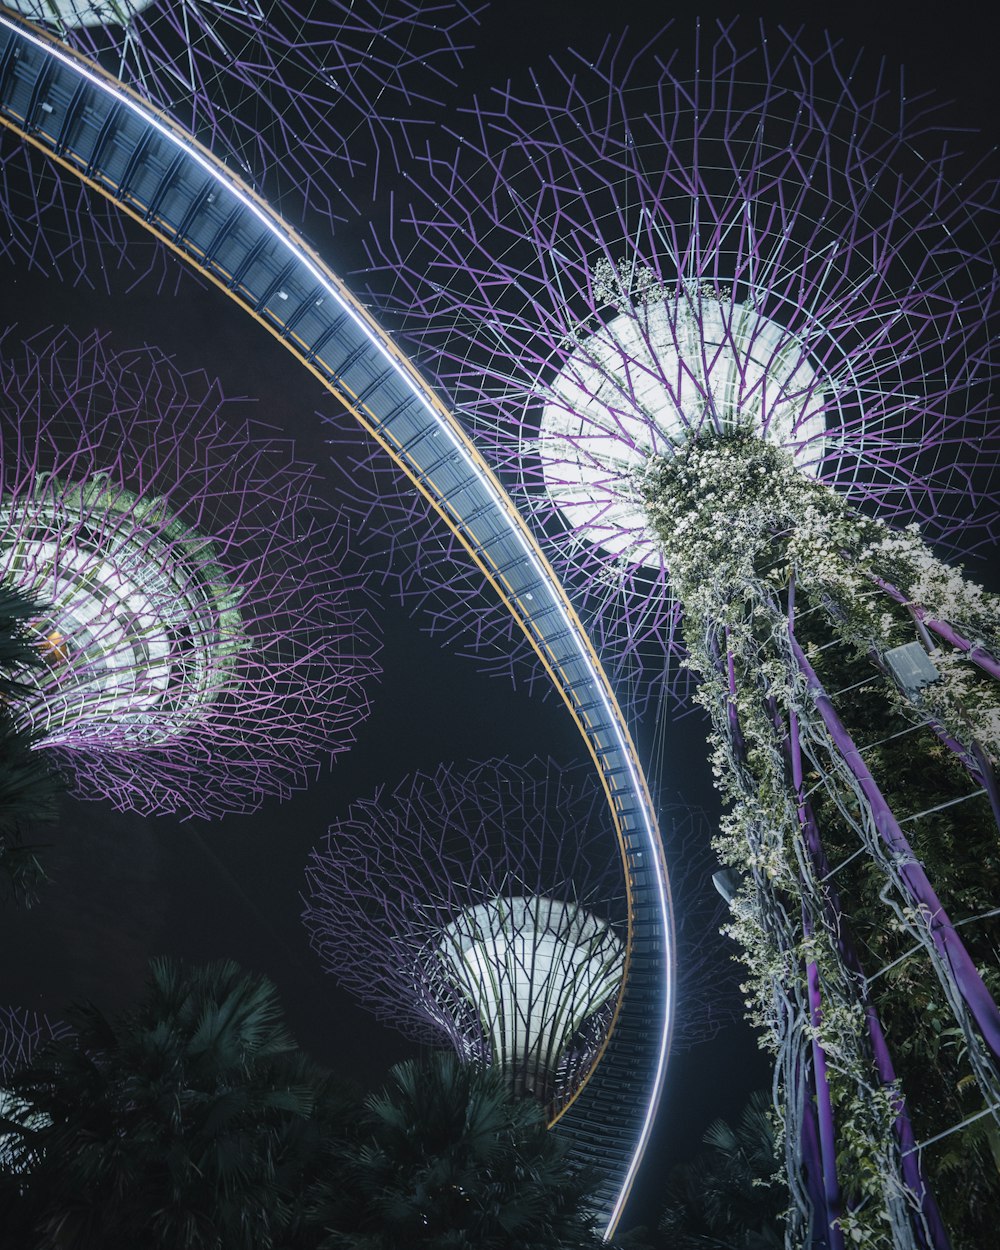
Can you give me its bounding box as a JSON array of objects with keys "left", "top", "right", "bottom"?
[
  {"left": 304, "top": 758, "right": 629, "bottom": 1117},
  {"left": 361, "top": 22, "right": 999, "bottom": 711},
  {"left": 355, "top": 22, "right": 999, "bottom": 1246},
  {"left": 0, "top": 1005, "right": 70, "bottom": 1080},
  {"left": 3, "top": 0, "right": 481, "bottom": 211}
]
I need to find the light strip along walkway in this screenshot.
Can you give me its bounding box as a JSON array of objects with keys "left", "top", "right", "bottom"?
[{"left": 0, "top": 9, "right": 674, "bottom": 1234}]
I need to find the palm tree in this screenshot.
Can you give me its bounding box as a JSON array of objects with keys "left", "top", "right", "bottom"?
[
  {"left": 0, "top": 958, "right": 359, "bottom": 1249},
  {"left": 658, "top": 1091, "right": 785, "bottom": 1250},
  {"left": 0, "top": 581, "right": 64, "bottom": 907},
  {"left": 337, "top": 1051, "right": 603, "bottom": 1250}
]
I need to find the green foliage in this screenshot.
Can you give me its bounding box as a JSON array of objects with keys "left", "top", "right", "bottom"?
[
  {"left": 638, "top": 428, "right": 1000, "bottom": 1247},
  {"left": 1, "top": 963, "right": 606, "bottom": 1249},
  {"left": 336, "top": 1050, "right": 603, "bottom": 1250},
  {"left": 657, "top": 1091, "right": 784, "bottom": 1250},
  {"left": 0, "top": 958, "right": 362, "bottom": 1249},
  {"left": 801, "top": 614, "right": 1000, "bottom": 1249}
]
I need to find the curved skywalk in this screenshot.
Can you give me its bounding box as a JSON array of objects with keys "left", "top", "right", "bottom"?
[{"left": 0, "top": 10, "right": 674, "bottom": 1233}]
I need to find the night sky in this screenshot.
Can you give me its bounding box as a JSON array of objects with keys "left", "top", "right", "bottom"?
[{"left": 0, "top": 1, "right": 996, "bottom": 1234}]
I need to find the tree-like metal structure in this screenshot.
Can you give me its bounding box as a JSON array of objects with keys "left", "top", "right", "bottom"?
[
  {"left": 0, "top": 326, "right": 380, "bottom": 818},
  {"left": 0, "top": 0, "right": 481, "bottom": 289},
  {"left": 362, "top": 25, "right": 1000, "bottom": 1250},
  {"left": 304, "top": 758, "right": 627, "bottom": 1118},
  {"left": 305, "top": 756, "right": 736, "bottom": 1116},
  {"left": 3, "top": 0, "right": 480, "bottom": 208}
]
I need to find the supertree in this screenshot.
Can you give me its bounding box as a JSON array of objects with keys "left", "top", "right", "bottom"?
[
  {"left": 304, "top": 758, "right": 627, "bottom": 1118},
  {"left": 0, "top": 325, "right": 380, "bottom": 818},
  {"left": 304, "top": 757, "right": 737, "bottom": 1118},
  {"left": 361, "top": 24, "right": 1000, "bottom": 1250}
]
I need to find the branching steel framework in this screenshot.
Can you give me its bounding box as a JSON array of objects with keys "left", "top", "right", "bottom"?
[
  {"left": 0, "top": 11, "right": 674, "bottom": 1233},
  {"left": 0, "top": 0, "right": 481, "bottom": 290},
  {"left": 304, "top": 759, "right": 628, "bottom": 1118},
  {"left": 0, "top": 1005, "right": 69, "bottom": 1080},
  {"left": 357, "top": 23, "right": 1000, "bottom": 1250},
  {"left": 0, "top": 326, "right": 381, "bottom": 817},
  {"left": 3, "top": 0, "right": 481, "bottom": 211}
]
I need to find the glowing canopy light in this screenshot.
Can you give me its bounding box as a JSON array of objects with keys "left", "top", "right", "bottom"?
[
  {"left": 539, "top": 292, "right": 828, "bottom": 566},
  {"left": 303, "top": 758, "right": 627, "bottom": 1117},
  {"left": 2, "top": 478, "right": 242, "bottom": 749},
  {"left": 359, "top": 22, "right": 1000, "bottom": 1246},
  {"left": 431, "top": 895, "right": 624, "bottom": 1103},
  {"left": 7, "top": 0, "right": 154, "bottom": 29}
]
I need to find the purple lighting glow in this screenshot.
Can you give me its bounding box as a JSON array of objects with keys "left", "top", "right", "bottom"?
[
  {"left": 4, "top": 0, "right": 482, "bottom": 210},
  {"left": 303, "top": 757, "right": 629, "bottom": 1119},
  {"left": 364, "top": 23, "right": 999, "bottom": 714},
  {"left": 0, "top": 326, "right": 381, "bottom": 818}
]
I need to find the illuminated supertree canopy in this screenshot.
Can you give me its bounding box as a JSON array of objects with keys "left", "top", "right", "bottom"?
[
  {"left": 362, "top": 24, "right": 1000, "bottom": 1250},
  {"left": 304, "top": 756, "right": 737, "bottom": 1117},
  {"left": 0, "top": 326, "right": 381, "bottom": 818},
  {"left": 304, "top": 758, "right": 627, "bottom": 1117}
]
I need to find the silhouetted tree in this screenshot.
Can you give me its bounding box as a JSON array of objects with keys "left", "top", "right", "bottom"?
[
  {"left": 0, "top": 958, "right": 359, "bottom": 1248},
  {"left": 658, "top": 1091, "right": 784, "bottom": 1249},
  {"left": 338, "top": 1051, "right": 603, "bottom": 1250}
]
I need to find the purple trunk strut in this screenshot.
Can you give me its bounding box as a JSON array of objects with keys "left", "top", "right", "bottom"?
[
  {"left": 873, "top": 577, "right": 1000, "bottom": 684},
  {"left": 788, "top": 571, "right": 950, "bottom": 1250},
  {"left": 789, "top": 633, "right": 1000, "bottom": 1063},
  {"left": 721, "top": 628, "right": 843, "bottom": 1247}
]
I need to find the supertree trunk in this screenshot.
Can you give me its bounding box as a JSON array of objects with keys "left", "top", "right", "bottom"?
[
  {"left": 709, "top": 627, "right": 844, "bottom": 1247},
  {"left": 644, "top": 432, "right": 1000, "bottom": 1247}
]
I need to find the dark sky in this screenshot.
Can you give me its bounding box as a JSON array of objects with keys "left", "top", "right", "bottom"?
[{"left": 0, "top": 0, "right": 997, "bottom": 1235}]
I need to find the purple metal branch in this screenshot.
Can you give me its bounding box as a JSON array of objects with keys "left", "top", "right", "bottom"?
[
  {"left": 803, "top": 917, "right": 846, "bottom": 1250},
  {"left": 10, "top": 0, "right": 483, "bottom": 216},
  {"left": 358, "top": 23, "right": 999, "bottom": 704},
  {"left": 712, "top": 629, "right": 834, "bottom": 1244},
  {"left": 789, "top": 634, "right": 1000, "bottom": 1062},
  {"left": 873, "top": 577, "right": 1000, "bottom": 684},
  {"left": 798, "top": 1074, "right": 832, "bottom": 1250},
  {"left": 786, "top": 576, "right": 950, "bottom": 1250},
  {"left": 0, "top": 1006, "right": 71, "bottom": 1080},
  {"left": 722, "top": 613, "right": 844, "bottom": 1247},
  {"left": 790, "top": 735, "right": 950, "bottom": 1249},
  {"left": 826, "top": 585, "right": 1000, "bottom": 840}
]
